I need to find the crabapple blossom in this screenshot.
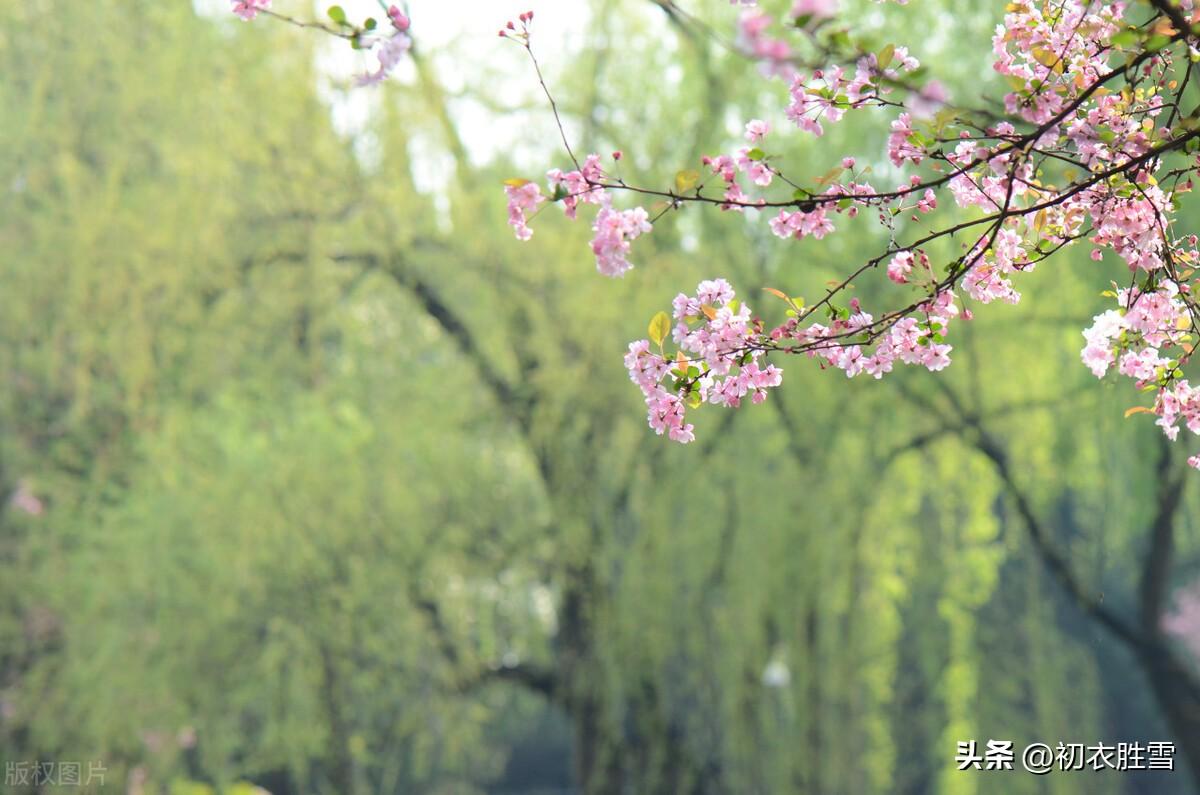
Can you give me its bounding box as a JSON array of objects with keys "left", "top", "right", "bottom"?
[
  {"left": 486, "top": 0, "right": 1200, "bottom": 460},
  {"left": 230, "top": 0, "right": 269, "bottom": 21},
  {"left": 737, "top": 147, "right": 774, "bottom": 187},
  {"left": 769, "top": 207, "right": 834, "bottom": 240},
  {"left": 887, "top": 251, "right": 914, "bottom": 285},
  {"left": 737, "top": 8, "right": 796, "bottom": 79},
  {"left": 791, "top": 0, "right": 838, "bottom": 22},
  {"left": 745, "top": 120, "right": 771, "bottom": 142},
  {"left": 547, "top": 154, "right": 606, "bottom": 220},
  {"left": 357, "top": 27, "right": 413, "bottom": 86},
  {"left": 240, "top": 0, "right": 1200, "bottom": 464},
  {"left": 232, "top": 0, "right": 412, "bottom": 83},
  {"left": 625, "top": 279, "right": 782, "bottom": 441},
  {"left": 591, "top": 201, "right": 652, "bottom": 277},
  {"left": 505, "top": 182, "right": 544, "bottom": 241},
  {"left": 886, "top": 113, "right": 923, "bottom": 167},
  {"left": 387, "top": 5, "right": 410, "bottom": 31}
]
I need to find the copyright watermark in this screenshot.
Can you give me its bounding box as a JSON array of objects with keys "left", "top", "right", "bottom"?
[
  {"left": 955, "top": 740, "right": 1175, "bottom": 774},
  {"left": 5, "top": 760, "right": 107, "bottom": 788}
]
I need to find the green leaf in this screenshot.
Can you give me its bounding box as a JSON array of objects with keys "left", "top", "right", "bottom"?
[
  {"left": 746, "top": 148, "right": 766, "bottom": 161},
  {"left": 1145, "top": 33, "right": 1172, "bottom": 52},
  {"left": 364, "top": 17, "right": 377, "bottom": 30},
  {"left": 648, "top": 311, "right": 671, "bottom": 348},
  {"left": 327, "top": 5, "right": 347, "bottom": 24},
  {"left": 1111, "top": 28, "right": 1139, "bottom": 48},
  {"left": 674, "top": 169, "right": 701, "bottom": 193},
  {"left": 876, "top": 43, "right": 895, "bottom": 70}
]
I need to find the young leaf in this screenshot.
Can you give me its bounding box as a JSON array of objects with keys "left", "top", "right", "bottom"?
[
  {"left": 649, "top": 311, "right": 671, "bottom": 347},
  {"left": 674, "top": 169, "right": 701, "bottom": 193},
  {"left": 327, "top": 5, "right": 348, "bottom": 24},
  {"left": 877, "top": 43, "right": 896, "bottom": 70}
]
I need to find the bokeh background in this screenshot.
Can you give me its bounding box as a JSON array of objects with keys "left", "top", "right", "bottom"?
[{"left": 2, "top": 0, "right": 1199, "bottom": 793}]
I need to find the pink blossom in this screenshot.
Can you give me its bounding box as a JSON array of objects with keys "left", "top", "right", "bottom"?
[
  {"left": 736, "top": 148, "right": 774, "bottom": 187},
  {"left": 886, "top": 113, "right": 923, "bottom": 167},
  {"left": 356, "top": 29, "right": 413, "bottom": 86},
  {"left": 230, "top": 0, "right": 270, "bottom": 21},
  {"left": 887, "top": 251, "right": 914, "bottom": 284},
  {"left": 505, "top": 182, "right": 544, "bottom": 241},
  {"left": 387, "top": 5, "right": 410, "bottom": 31},
  {"left": 625, "top": 280, "right": 783, "bottom": 443},
  {"left": 769, "top": 208, "right": 834, "bottom": 240},
  {"left": 501, "top": 0, "right": 1200, "bottom": 462},
  {"left": 547, "top": 154, "right": 606, "bottom": 219},
  {"left": 745, "top": 119, "right": 771, "bottom": 142},
  {"left": 791, "top": 0, "right": 837, "bottom": 20},
  {"left": 591, "top": 201, "right": 652, "bottom": 277}
]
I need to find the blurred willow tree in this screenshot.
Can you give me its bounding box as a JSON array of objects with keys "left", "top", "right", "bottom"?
[{"left": 0, "top": 1, "right": 1198, "bottom": 795}]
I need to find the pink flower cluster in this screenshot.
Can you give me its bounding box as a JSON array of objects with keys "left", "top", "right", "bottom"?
[
  {"left": 592, "top": 202, "right": 652, "bottom": 277},
  {"left": 624, "top": 280, "right": 783, "bottom": 443},
  {"left": 737, "top": 9, "right": 794, "bottom": 78},
  {"left": 357, "top": 7, "right": 413, "bottom": 86},
  {"left": 787, "top": 50, "right": 919, "bottom": 136},
  {"left": 547, "top": 154, "right": 606, "bottom": 219},
  {"left": 1156, "top": 380, "right": 1200, "bottom": 448},
  {"left": 886, "top": 113, "right": 923, "bottom": 167},
  {"left": 791, "top": 0, "right": 838, "bottom": 22},
  {"left": 499, "top": 0, "right": 1200, "bottom": 460},
  {"left": 504, "top": 182, "right": 545, "bottom": 241},
  {"left": 992, "top": 0, "right": 1126, "bottom": 125},
  {"left": 768, "top": 207, "right": 834, "bottom": 240},
  {"left": 1081, "top": 284, "right": 1200, "bottom": 467},
  {"left": 232, "top": 0, "right": 412, "bottom": 84},
  {"left": 962, "top": 228, "right": 1029, "bottom": 305},
  {"left": 506, "top": 153, "right": 652, "bottom": 276},
  {"left": 1081, "top": 286, "right": 1190, "bottom": 378},
  {"left": 230, "top": 0, "right": 269, "bottom": 21},
  {"left": 771, "top": 291, "right": 958, "bottom": 379}
]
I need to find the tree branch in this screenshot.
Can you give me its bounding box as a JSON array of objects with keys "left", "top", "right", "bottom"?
[{"left": 925, "top": 384, "right": 1145, "bottom": 651}]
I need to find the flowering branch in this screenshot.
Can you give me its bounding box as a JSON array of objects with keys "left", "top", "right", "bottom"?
[
  {"left": 500, "top": 0, "right": 1200, "bottom": 468},
  {"left": 231, "top": 1, "right": 413, "bottom": 85}
]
